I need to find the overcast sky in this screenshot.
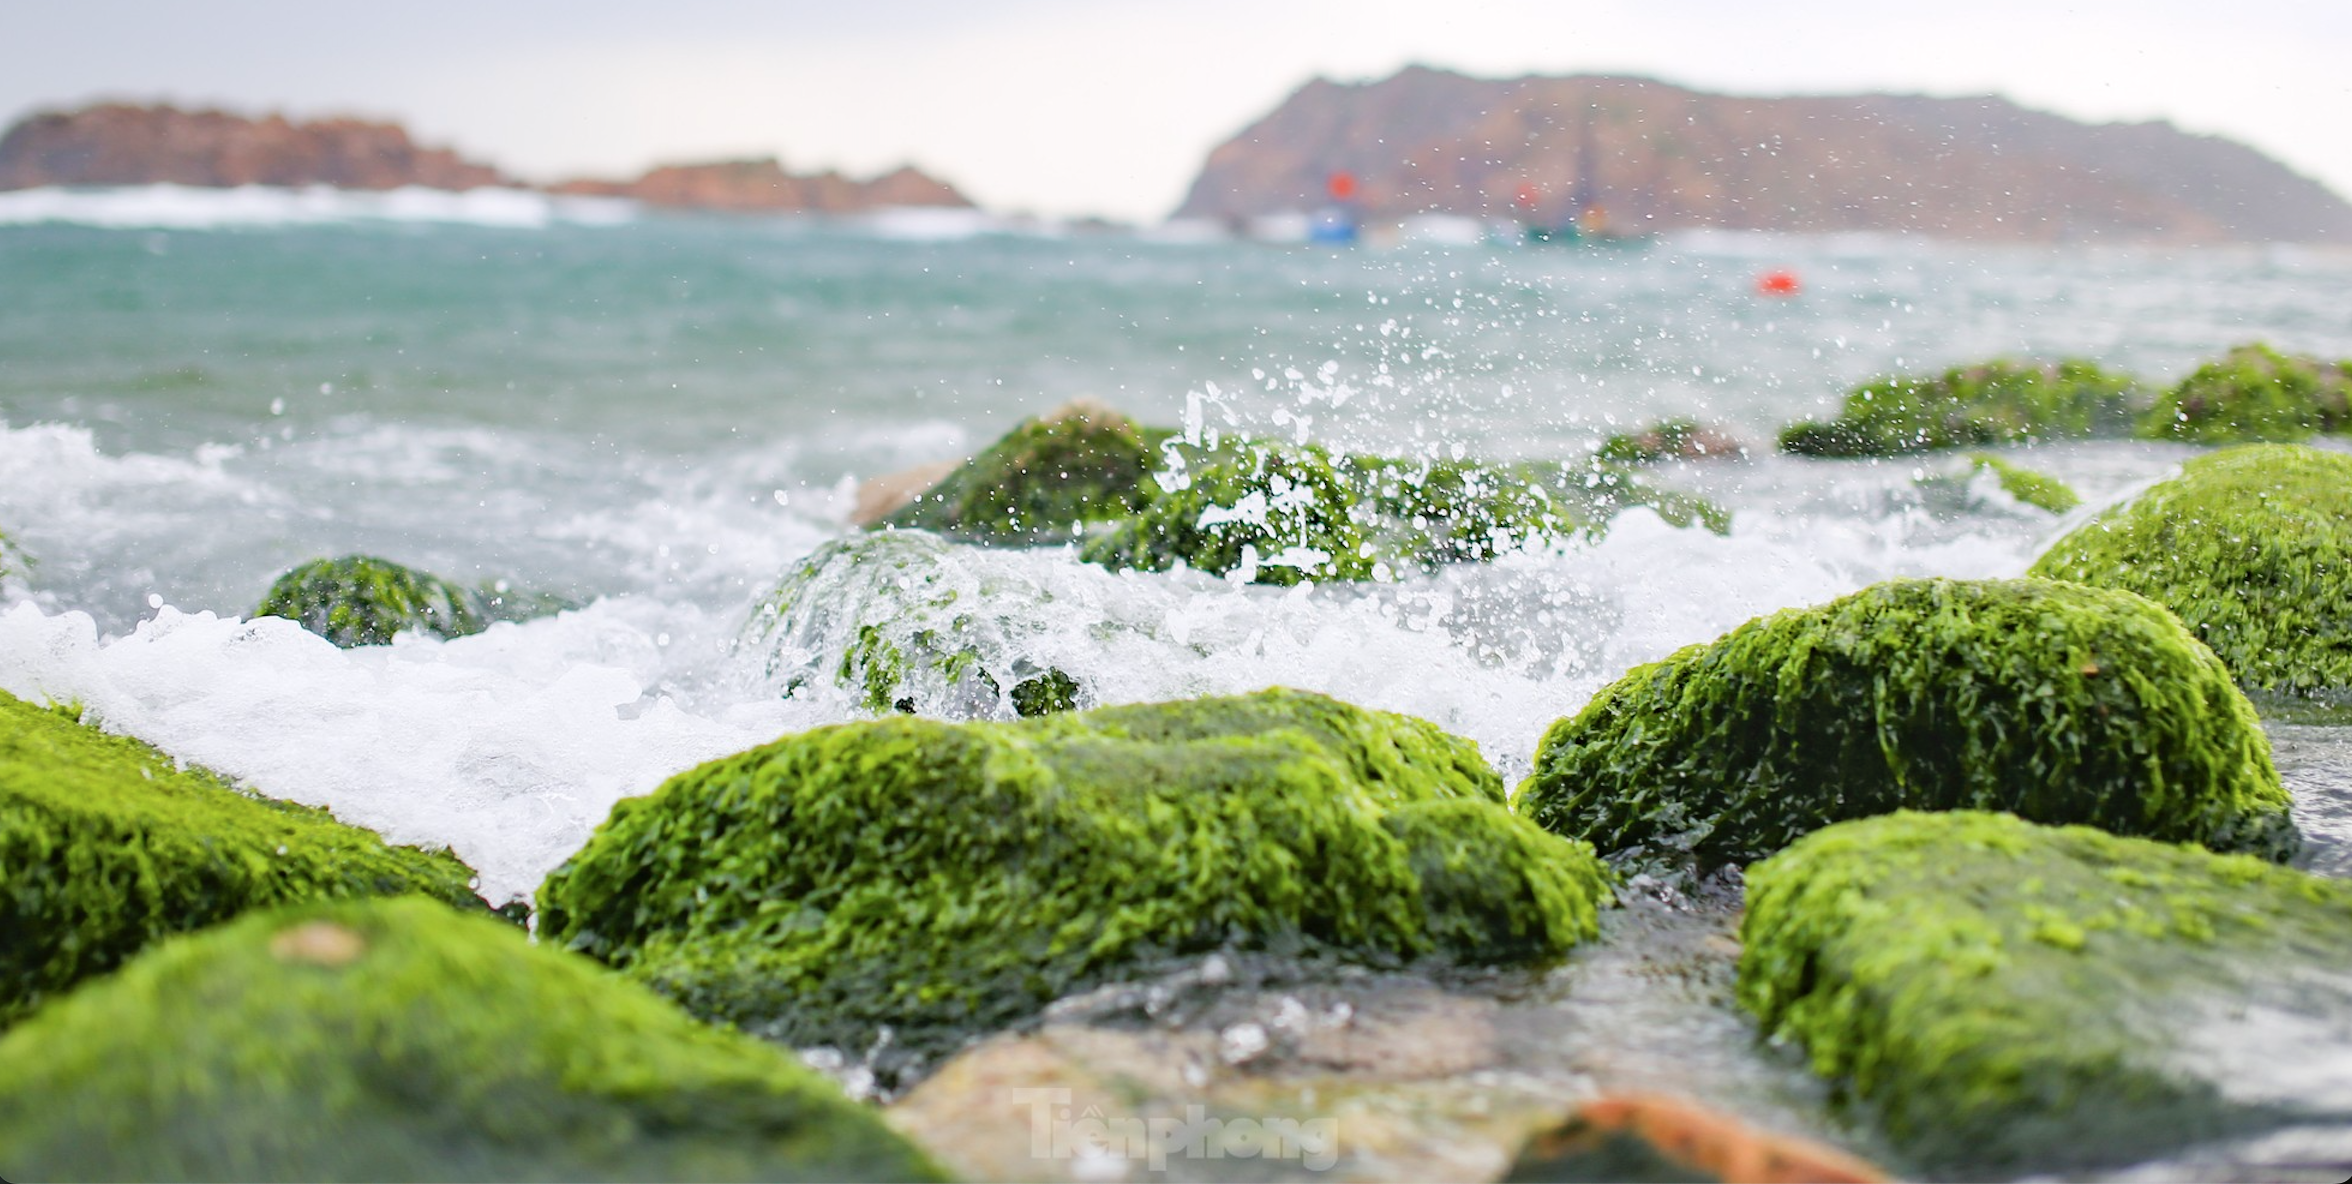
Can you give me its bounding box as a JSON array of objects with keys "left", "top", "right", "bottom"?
[{"left": 7, "top": 1, "right": 2349, "bottom": 222}]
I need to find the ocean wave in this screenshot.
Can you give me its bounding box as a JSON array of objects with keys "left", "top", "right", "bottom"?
[{"left": 0, "top": 184, "right": 637, "bottom": 230}]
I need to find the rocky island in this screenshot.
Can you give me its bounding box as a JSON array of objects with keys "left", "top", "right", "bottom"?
[{"left": 1176, "top": 65, "right": 2352, "bottom": 242}]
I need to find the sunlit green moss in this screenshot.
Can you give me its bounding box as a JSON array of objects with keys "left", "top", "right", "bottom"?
[
  {"left": 882, "top": 401, "right": 1164, "bottom": 541},
  {"left": 1740, "top": 811, "right": 2352, "bottom": 1173},
  {"left": 2031, "top": 444, "right": 2352, "bottom": 697},
  {"left": 1965, "top": 452, "right": 2081, "bottom": 513},
  {"left": 0, "top": 689, "right": 483, "bottom": 1027},
  {"left": 0, "top": 896, "right": 944, "bottom": 1181},
  {"left": 1079, "top": 441, "right": 1379, "bottom": 585},
  {"left": 1517, "top": 578, "right": 2295, "bottom": 871},
  {"left": 2136, "top": 342, "right": 2352, "bottom": 443},
  {"left": 1779, "top": 359, "right": 2142, "bottom": 456},
  {"left": 539, "top": 689, "right": 1609, "bottom": 1069}
]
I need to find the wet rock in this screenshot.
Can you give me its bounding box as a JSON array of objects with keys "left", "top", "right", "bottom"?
[
  {"left": 254, "top": 554, "right": 485, "bottom": 647},
  {"left": 2137, "top": 342, "right": 2352, "bottom": 443},
  {"left": 0, "top": 689, "right": 483, "bottom": 1026},
  {"left": 882, "top": 399, "right": 1165, "bottom": 543},
  {"left": 2031, "top": 444, "right": 2352, "bottom": 701},
  {"left": 1778, "top": 358, "right": 2142, "bottom": 456},
  {"left": 1596, "top": 419, "right": 1746, "bottom": 465},
  {"left": 253, "top": 554, "right": 573, "bottom": 648},
  {"left": 850, "top": 458, "right": 962, "bottom": 527},
  {"left": 1740, "top": 810, "right": 2352, "bottom": 1175},
  {"left": 537, "top": 689, "right": 1610, "bottom": 1086},
  {"left": 1080, "top": 440, "right": 1377, "bottom": 586},
  {"left": 1518, "top": 577, "right": 2298, "bottom": 871},
  {"left": 0, "top": 896, "right": 944, "bottom": 1181},
  {"left": 1502, "top": 1094, "right": 1887, "bottom": 1183}
]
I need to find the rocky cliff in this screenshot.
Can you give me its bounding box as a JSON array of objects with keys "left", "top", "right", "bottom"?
[
  {"left": 549, "top": 158, "right": 971, "bottom": 212},
  {"left": 1174, "top": 67, "right": 2352, "bottom": 243},
  {"left": 0, "top": 103, "right": 508, "bottom": 191}
]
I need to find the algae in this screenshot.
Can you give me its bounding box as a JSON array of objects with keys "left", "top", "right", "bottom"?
[
  {"left": 1517, "top": 578, "right": 2296, "bottom": 871},
  {"left": 1965, "top": 452, "right": 2080, "bottom": 513},
  {"left": 2030, "top": 444, "right": 2352, "bottom": 697},
  {"left": 539, "top": 689, "right": 1609, "bottom": 1074},
  {"left": 1739, "top": 810, "right": 2352, "bottom": 1174},
  {"left": 1595, "top": 418, "right": 1743, "bottom": 465},
  {"left": 881, "top": 400, "right": 1163, "bottom": 541},
  {"left": 1779, "top": 359, "right": 2142, "bottom": 457},
  {"left": 2136, "top": 342, "right": 2352, "bottom": 443},
  {"left": 0, "top": 689, "right": 484, "bottom": 1026},
  {"left": 254, "top": 554, "right": 488, "bottom": 647},
  {"left": 0, "top": 896, "right": 945, "bottom": 1181},
  {"left": 1080, "top": 440, "right": 1380, "bottom": 585}
]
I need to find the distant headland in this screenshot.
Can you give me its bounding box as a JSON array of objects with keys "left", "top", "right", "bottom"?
[
  {"left": 0, "top": 103, "right": 975, "bottom": 216},
  {"left": 1176, "top": 66, "right": 2352, "bottom": 243}
]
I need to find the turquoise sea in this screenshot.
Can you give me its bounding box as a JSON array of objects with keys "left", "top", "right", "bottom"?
[{"left": 4, "top": 191, "right": 2352, "bottom": 1175}]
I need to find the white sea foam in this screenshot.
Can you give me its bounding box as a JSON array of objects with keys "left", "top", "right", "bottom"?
[{"left": 0, "top": 184, "right": 636, "bottom": 230}]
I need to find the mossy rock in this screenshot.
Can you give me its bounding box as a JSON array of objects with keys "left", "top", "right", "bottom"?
[
  {"left": 881, "top": 399, "right": 1165, "bottom": 542},
  {"left": 743, "top": 530, "right": 1092, "bottom": 718},
  {"left": 0, "top": 896, "right": 945, "bottom": 1181},
  {"left": 1739, "top": 810, "right": 2352, "bottom": 1174},
  {"left": 255, "top": 554, "right": 488, "bottom": 647},
  {"left": 2030, "top": 444, "right": 2352, "bottom": 699},
  {"left": 1080, "top": 440, "right": 1380, "bottom": 585},
  {"left": 1779, "top": 359, "right": 2142, "bottom": 457},
  {"left": 0, "top": 689, "right": 484, "bottom": 1027},
  {"left": 0, "top": 525, "right": 25, "bottom": 587},
  {"left": 1595, "top": 418, "right": 1744, "bottom": 465},
  {"left": 539, "top": 689, "right": 1610, "bottom": 1076},
  {"left": 2137, "top": 342, "right": 2352, "bottom": 443},
  {"left": 1964, "top": 452, "right": 2080, "bottom": 513},
  {"left": 1516, "top": 578, "right": 2296, "bottom": 871}
]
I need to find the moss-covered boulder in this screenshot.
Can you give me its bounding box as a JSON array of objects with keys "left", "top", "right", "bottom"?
[
  {"left": 540, "top": 689, "right": 1610, "bottom": 1075},
  {"left": 2137, "top": 342, "right": 2352, "bottom": 443},
  {"left": 0, "top": 689, "right": 484, "bottom": 1026},
  {"left": 255, "top": 554, "right": 488, "bottom": 647},
  {"left": 1740, "top": 811, "right": 2352, "bottom": 1174},
  {"left": 0, "top": 896, "right": 944, "bottom": 1181},
  {"left": 1779, "top": 359, "right": 2142, "bottom": 457},
  {"left": 1080, "top": 441, "right": 1380, "bottom": 585},
  {"left": 1964, "top": 452, "right": 2080, "bottom": 513},
  {"left": 1517, "top": 578, "right": 2296, "bottom": 871},
  {"left": 881, "top": 399, "right": 1165, "bottom": 542},
  {"left": 2031, "top": 445, "right": 2352, "bottom": 699},
  {"left": 1595, "top": 418, "right": 1744, "bottom": 465}
]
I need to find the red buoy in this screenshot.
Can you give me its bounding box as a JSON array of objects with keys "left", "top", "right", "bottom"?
[
  {"left": 1327, "top": 170, "right": 1359, "bottom": 201},
  {"left": 1756, "top": 270, "right": 1801, "bottom": 296}
]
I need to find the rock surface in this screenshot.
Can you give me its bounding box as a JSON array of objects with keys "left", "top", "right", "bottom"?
[
  {"left": 2032, "top": 444, "right": 2352, "bottom": 700},
  {"left": 2136, "top": 342, "right": 2352, "bottom": 443},
  {"left": 0, "top": 896, "right": 945, "bottom": 1181},
  {"left": 253, "top": 554, "right": 490, "bottom": 648},
  {"left": 0, "top": 103, "right": 508, "bottom": 190},
  {"left": 1741, "top": 810, "right": 2352, "bottom": 1174},
  {"left": 551, "top": 158, "right": 972, "bottom": 213},
  {"left": 1778, "top": 358, "right": 2142, "bottom": 456},
  {"left": 537, "top": 689, "right": 1609, "bottom": 1085},
  {"left": 1518, "top": 577, "right": 2298, "bottom": 870},
  {"left": 1175, "top": 66, "right": 2352, "bottom": 243},
  {"left": 0, "top": 689, "right": 484, "bottom": 1027}
]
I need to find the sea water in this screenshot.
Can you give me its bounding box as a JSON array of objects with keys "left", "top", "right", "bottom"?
[{"left": 3, "top": 210, "right": 2350, "bottom": 901}]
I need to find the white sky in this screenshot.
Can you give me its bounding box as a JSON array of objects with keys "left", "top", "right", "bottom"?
[{"left": 6, "top": 1, "right": 2349, "bottom": 222}]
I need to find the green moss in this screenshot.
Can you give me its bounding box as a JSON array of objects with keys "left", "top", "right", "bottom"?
[
  {"left": 1517, "top": 578, "right": 2295, "bottom": 871},
  {"left": 1010, "top": 668, "right": 1081, "bottom": 716},
  {"left": 0, "top": 896, "right": 945, "bottom": 1181},
  {"left": 0, "top": 689, "right": 484, "bottom": 1027},
  {"left": 2137, "top": 342, "right": 2352, "bottom": 443},
  {"left": 1080, "top": 440, "right": 1379, "bottom": 585},
  {"left": 539, "top": 688, "right": 1608, "bottom": 1071},
  {"left": 1738, "top": 811, "right": 2352, "bottom": 1173},
  {"left": 1965, "top": 452, "right": 2081, "bottom": 513},
  {"left": 2030, "top": 444, "right": 2352, "bottom": 697},
  {"left": 1779, "top": 359, "right": 2143, "bottom": 457},
  {"left": 254, "top": 554, "right": 487, "bottom": 647},
  {"left": 882, "top": 400, "right": 1161, "bottom": 541},
  {"left": 1596, "top": 417, "right": 1742, "bottom": 465}
]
